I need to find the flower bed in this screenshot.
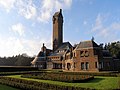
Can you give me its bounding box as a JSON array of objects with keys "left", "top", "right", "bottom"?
[{"left": 21, "top": 72, "right": 94, "bottom": 83}]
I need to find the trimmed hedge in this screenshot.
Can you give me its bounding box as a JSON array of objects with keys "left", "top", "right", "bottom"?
[
  {"left": 0, "top": 71, "right": 45, "bottom": 76},
  {"left": 52, "top": 72, "right": 120, "bottom": 77},
  {"left": 21, "top": 72, "right": 94, "bottom": 83},
  {"left": 0, "top": 66, "right": 38, "bottom": 72},
  {"left": 0, "top": 76, "right": 92, "bottom": 90}
]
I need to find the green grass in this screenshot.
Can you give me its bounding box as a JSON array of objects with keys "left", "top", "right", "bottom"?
[
  {"left": 7, "top": 75, "right": 120, "bottom": 89},
  {"left": 0, "top": 84, "right": 20, "bottom": 90}
]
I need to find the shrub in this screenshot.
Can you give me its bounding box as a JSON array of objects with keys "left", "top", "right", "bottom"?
[
  {"left": 0, "top": 76, "right": 92, "bottom": 90},
  {"left": 21, "top": 72, "right": 94, "bottom": 83},
  {"left": 0, "top": 66, "right": 38, "bottom": 72}
]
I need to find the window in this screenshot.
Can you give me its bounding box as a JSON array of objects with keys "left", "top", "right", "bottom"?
[
  {"left": 94, "top": 50, "right": 97, "bottom": 55},
  {"left": 81, "top": 62, "right": 84, "bottom": 70},
  {"left": 67, "top": 63, "right": 71, "bottom": 70},
  {"left": 73, "top": 53, "right": 75, "bottom": 57},
  {"left": 85, "top": 51, "right": 89, "bottom": 57},
  {"left": 99, "top": 62, "right": 104, "bottom": 69},
  {"left": 85, "top": 62, "right": 89, "bottom": 70},
  {"left": 95, "top": 62, "right": 97, "bottom": 68},
  {"left": 74, "top": 62, "right": 76, "bottom": 68},
  {"left": 106, "top": 62, "right": 110, "bottom": 67},
  {"left": 80, "top": 51, "right": 84, "bottom": 57}
]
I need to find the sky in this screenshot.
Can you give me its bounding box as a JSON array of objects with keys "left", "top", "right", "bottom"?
[{"left": 0, "top": 0, "right": 120, "bottom": 57}]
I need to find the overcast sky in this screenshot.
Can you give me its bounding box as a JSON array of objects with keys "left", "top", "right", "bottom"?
[{"left": 0, "top": 0, "right": 120, "bottom": 57}]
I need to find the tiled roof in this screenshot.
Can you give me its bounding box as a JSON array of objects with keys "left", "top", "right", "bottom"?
[
  {"left": 56, "top": 42, "right": 72, "bottom": 51},
  {"left": 49, "top": 52, "right": 65, "bottom": 56},
  {"left": 76, "top": 40, "right": 99, "bottom": 49},
  {"left": 50, "top": 42, "right": 72, "bottom": 56}
]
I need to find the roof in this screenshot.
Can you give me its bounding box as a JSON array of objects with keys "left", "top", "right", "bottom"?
[
  {"left": 53, "top": 9, "right": 63, "bottom": 17},
  {"left": 49, "top": 52, "right": 65, "bottom": 56},
  {"left": 53, "top": 12, "right": 60, "bottom": 17},
  {"left": 50, "top": 42, "right": 72, "bottom": 56},
  {"left": 37, "top": 51, "right": 45, "bottom": 57},
  {"left": 56, "top": 42, "right": 72, "bottom": 51},
  {"left": 102, "top": 50, "right": 112, "bottom": 57},
  {"left": 31, "top": 57, "right": 46, "bottom": 64},
  {"left": 76, "top": 40, "right": 99, "bottom": 49}
]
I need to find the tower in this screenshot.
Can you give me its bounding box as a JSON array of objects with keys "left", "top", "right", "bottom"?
[{"left": 52, "top": 9, "right": 63, "bottom": 51}]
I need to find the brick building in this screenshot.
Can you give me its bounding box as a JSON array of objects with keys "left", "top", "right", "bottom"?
[{"left": 31, "top": 9, "right": 120, "bottom": 72}]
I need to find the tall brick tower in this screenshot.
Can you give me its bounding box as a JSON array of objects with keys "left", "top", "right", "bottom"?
[{"left": 52, "top": 9, "right": 63, "bottom": 51}]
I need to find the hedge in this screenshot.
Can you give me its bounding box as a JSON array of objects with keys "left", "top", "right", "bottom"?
[
  {"left": 21, "top": 72, "right": 94, "bottom": 83},
  {"left": 0, "top": 66, "right": 38, "bottom": 72},
  {"left": 51, "top": 71, "right": 120, "bottom": 77},
  {"left": 0, "top": 76, "right": 92, "bottom": 90},
  {"left": 0, "top": 71, "right": 45, "bottom": 76}
]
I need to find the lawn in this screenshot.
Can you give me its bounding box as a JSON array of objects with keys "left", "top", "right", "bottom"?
[
  {"left": 7, "top": 75, "right": 120, "bottom": 89},
  {"left": 0, "top": 84, "right": 20, "bottom": 90}
]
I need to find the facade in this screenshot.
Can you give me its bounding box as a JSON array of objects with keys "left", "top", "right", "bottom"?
[
  {"left": 62, "top": 41, "right": 114, "bottom": 72},
  {"left": 31, "top": 9, "right": 120, "bottom": 72}
]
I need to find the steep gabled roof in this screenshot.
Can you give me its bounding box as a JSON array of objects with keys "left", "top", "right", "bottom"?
[
  {"left": 49, "top": 42, "right": 72, "bottom": 56},
  {"left": 76, "top": 40, "right": 99, "bottom": 49},
  {"left": 56, "top": 42, "right": 72, "bottom": 51}
]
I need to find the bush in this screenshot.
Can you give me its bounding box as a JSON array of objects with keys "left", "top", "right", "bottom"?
[
  {"left": 0, "top": 76, "right": 92, "bottom": 90},
  {"left": 0, "top": 66, "right": 38, "bottom": 72},
  {"left": 21, "top": 72, "right": 94, "bottom": 83},
  {"left": 0, "top": 71, "right": 44, "bottom": 76},
  {"left": 53, "top": 72, "right": 119, "bottom": 77}
]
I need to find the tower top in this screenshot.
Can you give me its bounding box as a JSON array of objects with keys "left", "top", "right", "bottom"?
[
  {"left": 53, "top": 9, "right": 63, "bottom": 17},
  {"left": 60, "top": 9, "right": 62, "bottom": 13}
]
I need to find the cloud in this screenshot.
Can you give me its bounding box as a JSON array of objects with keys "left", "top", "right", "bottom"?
[
  {"left": 83, "top": 21, "right": 87, "bottom": 25},
  {"left": 0, "top": 0, "right": 16, "bottom": 12},
  {"left": 91, "top": 13, "right": 120, "bottom": 42},
  {"left": 111, "top": 22, "right": 120, "bottom": 30},
  {"left": 91, "top": 14, "right": 103, "bottom": 32},
  {"left": 16, "top": 0, "right": 37, "bottom": 19},
  {"left": 0, "top": 0, "right": 72, "bottom": 22},
  {"left": 0, "top": 0, "right": 36, "bottom": 19},
  {"left": 11, "top": 23, "right": 25, "bottom": 36},
  {"left": 38, "top": 0, "right": 73, "bottom": 22},
  {"left": 0, "top": 35, "right": 52, "bottom": 57},
  {"left": 0, "top": 37, "right": 24, "bottom": 57},
  {"left": 64, "top": 0, "right": 72, "bottom": 8}
]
